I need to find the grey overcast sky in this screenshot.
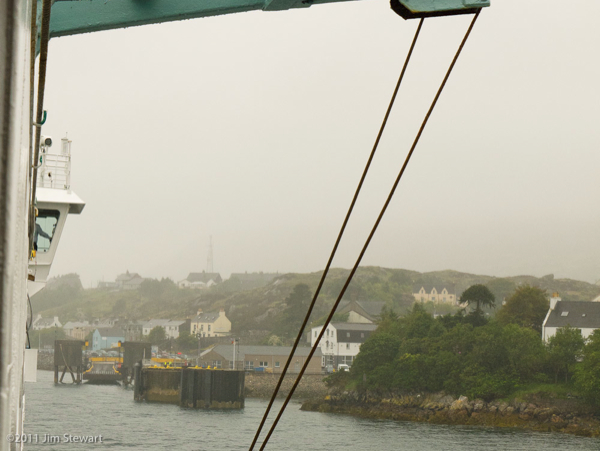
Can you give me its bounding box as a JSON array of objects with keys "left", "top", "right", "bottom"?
[{"left": 42, "top": 0, "right": 600, "bottom": 287}]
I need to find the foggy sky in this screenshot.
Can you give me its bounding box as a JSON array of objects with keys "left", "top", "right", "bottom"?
[{"left": 41, "top": 0, "right": 600, "bottom": 287}]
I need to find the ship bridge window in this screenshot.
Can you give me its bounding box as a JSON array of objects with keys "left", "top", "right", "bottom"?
[{"left": 35, "top": 209, "right": 59, "bottom": 252}]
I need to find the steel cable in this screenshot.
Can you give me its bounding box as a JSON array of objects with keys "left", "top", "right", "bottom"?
[
  {"left": 257, "top": 10, "right": 481, "bottom": 450},
  {"left": 248, "top": 18, "right": 424, "bottom": 451}
]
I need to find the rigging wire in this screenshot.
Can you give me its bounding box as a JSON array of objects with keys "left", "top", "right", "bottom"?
[
  {"left": 248, "top": 18, "right": 425, "bottom": 451},
  {"left": 256, "top": 10, "right": 481, "bottom": 450},
  {"left": 29, "top": 0, "right": 53, "bottom": 253}
]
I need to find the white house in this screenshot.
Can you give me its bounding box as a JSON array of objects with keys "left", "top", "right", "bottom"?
[
  {"left": 142, "top": 319, "right": 187, "bottom": 339},
  {"left": 310, "top": 322, "right": 377, "bottom": 369},
  {"left": 32, "top": 314, "right": 62, "bottom": 330},
  {"left": 412, "top": 284, "right": 456, "bottom": 304},
  {"left": 542, "top": 293, "right": 600, "bottom": 342},
  {"left": 191, "top": 309, "right": 231, "bottom": 338},
  {"left": 178, "top": 271, "right": 222, "bottom": 289}
]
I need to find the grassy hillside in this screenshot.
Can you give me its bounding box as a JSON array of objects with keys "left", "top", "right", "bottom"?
[{"left": 32, "top": 268, "right": 600, "bottom": 345}]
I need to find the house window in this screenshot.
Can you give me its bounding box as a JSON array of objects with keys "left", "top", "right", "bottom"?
[
  {"left": 326, "top": 330, "right": 329, "bottom": 337},
  {"left": 208, "top": 325, "right": 211, "bottom": 332},
  {"left": 230, "top": 361, "right": 234, "bottom": 369},
  {"left": 275, "top": 361, "right": 280, "bottom": 368},
  {"left": 213, "top": 360, "right": 222, "bottom": 369},
  {"left": 346, "top": 332, "right": 350, "bottom": 338},
  {"left": 346, "top": 343, "right": 350, "bottom": 349},
  {"left": 361, "top": 333, "right": 364, "bottom": 338},
  {"left": 259, "top": 361, "right": 268, "bottom": 367},
  {"left": 443, "top": 297, "right": 446, "bottom": 302},
  {"left": 244, "top": 361, "right": 254, "bottom": 369},
  {"left": 561, "top": 312, "right": 569, "bottom": 317},
  {"left": 200, "top": 325, "right": 204, "bottom": 331}
]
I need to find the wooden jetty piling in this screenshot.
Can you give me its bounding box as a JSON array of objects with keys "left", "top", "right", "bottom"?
[
  {"left": 54, "top": 340, "right": 84, "bottom": 384},
  {"left": 134, "top": 367, "right": 245, "bottom": 409}
]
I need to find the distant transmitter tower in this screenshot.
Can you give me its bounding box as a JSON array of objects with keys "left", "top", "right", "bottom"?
[{"left": 207, "top": 236, "right": 214, "bottom": 273}]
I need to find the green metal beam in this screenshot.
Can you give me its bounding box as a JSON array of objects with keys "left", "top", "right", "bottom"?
[
  {"left": 47, "top": 0, "right": 359, "bottom": 39},
  {"left": 36, "top": 0, "right": 490, "bottom": 54}
]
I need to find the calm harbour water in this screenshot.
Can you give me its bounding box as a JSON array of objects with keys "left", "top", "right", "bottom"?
[{"left": 23, "top": 371, "right": 598, "bottom": 450}]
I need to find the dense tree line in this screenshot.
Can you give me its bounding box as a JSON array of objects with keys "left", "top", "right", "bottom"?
[{"left": 350, "top": 285, "right": 600, "bottom": 405}]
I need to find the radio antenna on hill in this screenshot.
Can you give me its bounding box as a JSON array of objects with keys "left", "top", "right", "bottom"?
[{"left": 207, "top": 236, "right": 214, "bottom": 273}]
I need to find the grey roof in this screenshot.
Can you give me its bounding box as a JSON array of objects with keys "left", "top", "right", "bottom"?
[
  {"left": 94, "top": 326, "right": 125, "bottom": 338},
  {"left": 186, "top": 272, "right": 222, "bottom": 283},
  {"left": 412, "top": 284, "right": 456, "bottom": 295},
  {"left": 34, "top": 317, "right": 60, "bottom": 327},
  {"left": 545, "top": 301, "right": 600, "bottom": 329},
  {"left": 193, "top": 312, "right": 220, "bottom": 323},
  {"left": 116, "top": 271, "right": 141, "bottom": 282},
  {"left": 337, "top": 300, "right": 386, "bottom": 321},
  {"left": 202, "top": 345, "right": 321, "bottom": 361}
]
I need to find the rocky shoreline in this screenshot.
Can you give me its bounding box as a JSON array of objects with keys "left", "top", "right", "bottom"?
[{"left": 301, "top": 392, "right": 600, "bottom": 437}]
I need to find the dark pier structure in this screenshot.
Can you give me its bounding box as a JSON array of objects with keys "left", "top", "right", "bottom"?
[
  {"left": 121, "top": 341, "right": 151, "bottom": 385},
  {"left": 54, "top": 339, "right": 84, "bottom": 384},
  {"left": 134, "top": 367, "right": 245, "bottom": 409}
]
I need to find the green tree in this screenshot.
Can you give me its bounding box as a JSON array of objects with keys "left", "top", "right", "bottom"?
[
  {"left": 547, "top": 326, "right": 585, "bottom": 383},
  {"left": 351, "top": 332, "right": 401, "bottom": 389},
  {"left": 485, "top": 278, "right": 517, "bottom": 305},
  {"left": 496, "top": 285, "right": 549, "bottom": 332},
  {"left": 502, "top": 323, "right": 547, "bottom": 381},
  {"left": 175, "top": 331, "right": 198, "bottom": 351},
  {"left": 459, "top": 284, "right": 495, "bottom": 314},
  {"left": 147, "top": 326, "right": 167, "bottom": 346},
  {"left": 574, "top": 330, "right": 600, "bottom": 406}
]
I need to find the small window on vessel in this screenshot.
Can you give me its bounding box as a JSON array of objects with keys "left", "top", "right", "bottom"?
[{"left": 35, "top": 209, "right": 59, "bottom": 252}]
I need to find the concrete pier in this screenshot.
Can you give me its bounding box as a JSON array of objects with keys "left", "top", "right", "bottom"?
[{"left": 134, "top": 367, "right": 245, "bottom": 409}]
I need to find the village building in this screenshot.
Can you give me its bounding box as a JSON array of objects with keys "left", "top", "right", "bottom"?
[
  {"left": 178, "top": 271, "right": 223, "bottom": 289},
  {"left": 62, "top": 321, "right": 91, "bottom": 340},
  {"left": 142, "top": 319, "right": 189, "bottom": 339},
  {"left": 412, "top": 284, "right": 456, "bottom": 304},
  {"left": 97, "top": 270, "right": 145, "bottom": 290},
  {"left": 198, "top": 345, "right": 322, "bottom": 373},
  {"left": 91, "top": 326, "right": 125, "bottom": 351},
  {"left": 542, "top": 293, "right": 600, "bottom": 342},
  {"left": 191, "top": 309, "right": 231, "bottom": 338},
  {"left": 310, "top": 322, "right": 377, "bottom": 368},
  {"left": 337, "top": 300, "right": 386, "bottom": 323},
  {"left": 31, "top": 314, "right": 62, "bottom": 330}
]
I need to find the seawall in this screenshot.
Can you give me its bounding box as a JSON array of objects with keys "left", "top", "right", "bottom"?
[
  {"left": 244, "top": 373, "right": 327, "bottom": 399},
  {"left": 301, "top": 392, "right": 600, "bottom": 437}
]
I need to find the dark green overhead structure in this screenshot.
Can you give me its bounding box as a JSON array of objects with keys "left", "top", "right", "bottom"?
[
  {"left": 41, "top": 0, "right": 489, "bottom": 45},
  {"left": 390, "top": 0, "right": 489, "bottom": 19}
]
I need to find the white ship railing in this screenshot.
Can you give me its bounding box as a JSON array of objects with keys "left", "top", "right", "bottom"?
[{"left": 37, "top": 137, "right": 71, "bottom": 190}]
